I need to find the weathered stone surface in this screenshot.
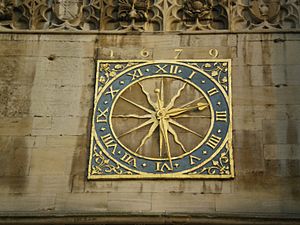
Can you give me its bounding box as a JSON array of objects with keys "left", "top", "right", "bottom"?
[
  {"left": 151, "top": 193, "right": 216, "bottom": 213},
  {"left": 264, "top": 144, "right": 300, "bottom": 160},
  {"left": 216, "top": 193, "right": 282, "bottom": 214},
  {"left": 0, "top": 32, "right": 299, "bottom": 222},
  {"left": 56, "top": 193, "right": 108, "bottom": 212},
  {"left": 263, "top": 120, "right": 300, "bottom": 144},
  {"left": 0, "top": 194, "right": 56, "bottom": 212},
  {"left": 108, "top": 193, "right": 151, "bottom": 212}
]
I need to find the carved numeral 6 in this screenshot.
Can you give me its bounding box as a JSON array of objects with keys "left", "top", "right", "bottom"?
[{"left": 140, "top": 49, "right": 151, "bottom": 58}]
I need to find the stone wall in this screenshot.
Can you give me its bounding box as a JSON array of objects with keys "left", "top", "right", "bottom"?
[{"left": 0, "top": 32, "right": 299, "bottom": 224}]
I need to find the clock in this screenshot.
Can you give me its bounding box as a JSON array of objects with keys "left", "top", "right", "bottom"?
[{"left": 88, "top": 60, "right": 234, "bottom": 179}]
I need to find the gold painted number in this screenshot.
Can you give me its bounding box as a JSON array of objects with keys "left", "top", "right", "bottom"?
[
  {"left": 120, "top": 153, "right": 137, "bottom": 168},
  {"left": 155, "top": 162, "right": 173, "bottom": 172},
  {"left": 209, "top": 49, "right": 219, "bottom": 58},
  {"left": 140, "top": 49, "right": 151, "bottom": 58},
  {"left": 110, "top": 49, "right": 114, "bottom": 59},
  {"left": 216, "top": 111, "right": 227, "bottom": 122},
  {"left": 207, "top": 135, "right": 222, "bottom": 149},
  {"left": 174, "top": 49, "right": 183, "bottom": 59},
  {"left": 101, "top": 133, "right": 118, "bottom": 155},
  {"left": 96, "top": 108, "right": 108, "bottom": 123}
]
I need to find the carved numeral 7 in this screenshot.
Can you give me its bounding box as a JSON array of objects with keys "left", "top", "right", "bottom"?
[{"left": 174, "top": 49, "right": 183, "bottom": 59}]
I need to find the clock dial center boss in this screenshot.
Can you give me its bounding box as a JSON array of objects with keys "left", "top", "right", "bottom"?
[{"left": 89, "top": 60, "right": 233, "bottom": 178}]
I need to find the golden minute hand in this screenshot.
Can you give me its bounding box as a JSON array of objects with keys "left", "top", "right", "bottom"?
[{"left": 166, "top": 103, "right": 208, "bottom": 117}]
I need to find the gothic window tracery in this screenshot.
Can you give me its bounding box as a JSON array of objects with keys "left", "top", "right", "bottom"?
[{"left": 0, "top": 0, "right": 299, "bottom": 31}]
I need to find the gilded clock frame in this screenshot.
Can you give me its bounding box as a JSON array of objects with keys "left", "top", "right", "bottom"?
[{"left": 88, "top": 59, "right": 234, "bottom": 179}]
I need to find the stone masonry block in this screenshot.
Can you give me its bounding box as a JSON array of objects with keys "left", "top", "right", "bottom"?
[
  {"left": 216, "top": 193, "right": 281, "bottom": 214},
  {"left": 98, "top": 35, "right": 181, "bottom": 48},
  {"left": 263, "top": 120, "right": 300, "bottom": 144},
  {"left": 29, "top": 149, "right": 71, "bottom": 176},
  {"left": 0, "top": 147, "right": 32, "bottom": 176},
  {"left": 264, "top": 144, "right": 300, "bottom": 160},
  {"left": 265, "top": 159, "right": 300, "bottom": 177},
  {"left": 30, "top": 116, "right": 88, "bottom": 136},
  {"left": 55, "top": 193, "right": 108, "bottom": 212},
  {"left": 33, "top": 57, "right": 94, "bottom": 87},
  {"left": 32, "top": 116, "right": 52, "bottom": 130},
  {"left": 85, "top": 181, "right": 112, "bottom": 193},
  {"left": 234, "top": 105, "right": 300, "bottom": 121},
  {"left": 0, "top": 193, "right": 56, "bottom": 212},
  {"left": 0, "top": 175, "right": 70, "bottom": 194},
  {"left": 107, "top": 192, "right": 151, "bottom": 212},
  {"left": 0, "top": 117, "right": 32, "bottom": 135},
  {"left": 231, "top": 65, "right": 251, "bottom": 87},
  {"left": 151, "top": 193, "right": 215, "bottom": 213},
  {"left": 0, "top": 40, "right": 95, "bottom": 57}
]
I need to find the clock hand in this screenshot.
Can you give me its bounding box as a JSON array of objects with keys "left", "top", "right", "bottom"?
[
  {"left": 138, "top": 83, "right": 158, "bottom": 110},
  {"left": 112, "top": 114, "right": 152, "bottom": 119},
  {"left": 169, "top": 118, "right": 204, "bottom": 138},
  {"left": 159, "top": 118, "right": 173, "bottom": 169},
  {"left": 166, "top": 102, "right": 208, "bottom": 117},
  {"left": 136, "top": 120, "right": 159, "bottom": 153},
  {"left": 165, "top": 83, "right": 186, "bottom": 110},
  {"left": 118, "top": 118, "right": 155, "bottom": 138},
  {"left": 120, "top": 96, "right": 154, "bottom": 114},
  {"left": 168, "top": 124, "right": 186, "bottom": 153}
]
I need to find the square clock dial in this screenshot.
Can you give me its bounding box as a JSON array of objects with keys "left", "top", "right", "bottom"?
[{"left": 88, "top": 60, "right": 234, "bottom": 179}]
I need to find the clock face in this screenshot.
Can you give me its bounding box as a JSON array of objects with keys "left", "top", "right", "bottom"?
[{"left": 88, "top": 60, "right": 234, "bottom": 179}]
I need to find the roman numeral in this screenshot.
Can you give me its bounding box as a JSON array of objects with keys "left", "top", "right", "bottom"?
[
  {"left": 169, "top": 65, "right": 180, "bottom": 74},
  {"left": 207, "top": 134, "right": 222, "bottom": 149},
  {"left": 127, "top": 68, "right": 144, "bottom": 80},
  {"left": 207, "top": 87, "right": 219, "bottom": 96},
  {"left": 189, "top": 155, "right": 201, "bottom": 165},
  {"left": 101, "top": 133, "right": 117, "bottom": 155},
  {"left": 155, "top": 65, "right": 180, "bottom": 74},
  {"left": 120, "top": 153, "right": 137, "bottom": 168},
  {"left": 105, "top": 86, "right": 119, "bottom": 98},
  {"left": 216, "top": 111, "right": 227, "bottom": 122},
  {"left": 155, "top": 162, "right": 173, "bottom": 172},
  {"left": 188, "top": 71, "right": 197, "bottom": 79},
  {"left": 96, "top": 108, "right": 108, "bottom": 123}
]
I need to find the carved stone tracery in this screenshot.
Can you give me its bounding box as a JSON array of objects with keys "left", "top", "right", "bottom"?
[
  {"left": 182, "top": 0, "right": 229, "bottom": 30},
  {"left": 0, "top": 0, "right": 299, "bottom": 31},
  {"left": 232, "top": 0, "right": 300, "bottom": 30}
]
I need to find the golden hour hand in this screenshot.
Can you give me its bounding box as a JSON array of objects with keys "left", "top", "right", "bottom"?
[{"left": 166, "top": 102, "right": 209, "bottom": 117}]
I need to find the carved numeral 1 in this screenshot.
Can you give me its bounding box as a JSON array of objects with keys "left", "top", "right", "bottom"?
[
  {"left": 207, "top": 87, "right": 219, "bottom": 96},
  {"left": 207, "top": 135, "right": 222, "bottom": 149},
  {"left": 96, "top": 108, "right": 108, "bottom": 123},
  {"left": 101, "top": 133, "right": 117, "bottom": 155},
  {"left": 120, "top": 153, "right": 137, "bottom": 168},
  {"left": 216, "top": 111, "right": 227, "bottom": 122},
  {"left": 155, "top": 162, "right": 173, "bottom": 172}
]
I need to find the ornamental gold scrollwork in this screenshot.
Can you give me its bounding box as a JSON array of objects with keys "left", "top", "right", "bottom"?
[
  {"left": 92, "top": 144, "right": 133, "bottom": 175},
  {"left": 188, "top": 61, "right": 229, "bottom": 92},
  {"left": 189, "top": 142, "right": 231, "bottom": 175},
  {"left": 98, "top": 62, "right": 139, "bottom": 91}
]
